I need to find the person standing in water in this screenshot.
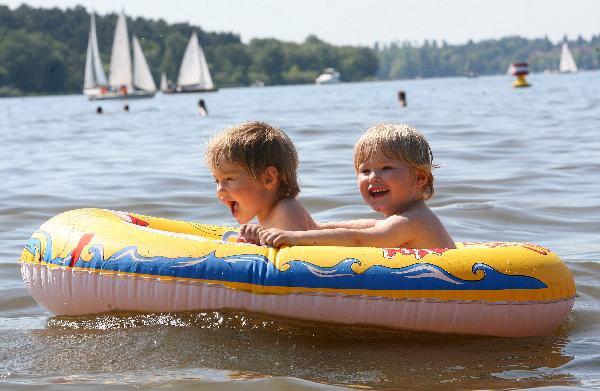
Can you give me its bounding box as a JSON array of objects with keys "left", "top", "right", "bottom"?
[
  {"left": 398, "top": 91, "right": 407, "bottom": 107},
  {"left": 198, "top": 99, "right": 208, "bottom": 116}
]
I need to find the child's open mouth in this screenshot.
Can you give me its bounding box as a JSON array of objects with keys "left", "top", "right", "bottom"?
[
  {"left": 227, "top": 201, "right": 239, "bottom": 216},
  {"left": 369, "top": 187, "right": 389, "bottom": 198}
]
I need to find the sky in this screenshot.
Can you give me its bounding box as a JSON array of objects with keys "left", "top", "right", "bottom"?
[{"left": 2, "top": 0, "right": 599, "bottom": 46}]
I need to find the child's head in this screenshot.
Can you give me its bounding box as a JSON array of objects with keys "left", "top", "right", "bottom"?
[
  {"left": 353, "top": 123, "right": 436, "bottom": 200},
  {"left": 205, "top": 121, "right": 300, "bottom": 199}
]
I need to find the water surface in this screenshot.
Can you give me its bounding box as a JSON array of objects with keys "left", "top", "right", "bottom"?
[{"left": 1, "top": 72, "right": 599, "bottom": 389}]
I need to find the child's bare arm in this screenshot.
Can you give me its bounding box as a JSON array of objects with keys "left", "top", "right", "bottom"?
[
  {"left": 241, "top": 219, "right": 376, "bottom": 243},
  {"left": 317, "top": 219, "right": 378, "bottom": 229},
  {"left": 259, "top": 216, "right": 416, "bottom": 248},
  {"left": 239, "top": 199, "right": 316, "bottom": 243}
]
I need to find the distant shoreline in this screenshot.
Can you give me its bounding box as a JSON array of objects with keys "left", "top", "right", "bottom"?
[{"left": 1, "top": 4, "right": 598, "bottom": 97}]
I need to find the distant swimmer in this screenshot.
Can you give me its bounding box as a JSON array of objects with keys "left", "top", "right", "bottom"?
[
  {"left": 123, "top": 104, "right": 129, "bottom": 112},
  {"left": 198, "top": 99, "right": 208, "bottom": 116},
  {"left": 398, "top": 91, "right": 407, "bottom": 107},
  {"left": 96, "top": 106, "right": 103, "bottom": 114}
]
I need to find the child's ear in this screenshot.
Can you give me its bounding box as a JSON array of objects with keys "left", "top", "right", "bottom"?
[
  {"left": 262, "top": 166, "right": 279, "bottom": 189},
  {"left": 413, "top": 169, "right": 428, "bottom": 187}
]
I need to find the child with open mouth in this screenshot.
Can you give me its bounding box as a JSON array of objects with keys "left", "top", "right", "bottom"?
[{"left": 205, "top": 121, "right": 318, "bottom": 243}]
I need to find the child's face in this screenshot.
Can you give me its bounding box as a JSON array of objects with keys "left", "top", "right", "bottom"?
[
  {"left": 357, "top": 151, "right": 426, "bottom": 217},
  {"left": 212, "top": 158, "right": 271, "bottom": 224}
]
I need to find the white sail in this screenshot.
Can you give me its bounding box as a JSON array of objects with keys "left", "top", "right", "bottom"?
[
  {"left": 177, "top": 32, "right": 214, "bottom": 90},
  {"left": 160, "top": 72, "right": 168, "bottom": 91},
  {"left": 83, "top": 14, "right": 107, "bottom": 90},
  {"left": 83, "top": 32, "right": 95, "bottom": 89},
  {"left": 559, "top": 42, "right": 578, "bottom": 73},
  {"left": 109, "top": 12, "right": 133, "bottom": 91},
  {"left": 132, "top": 36, "right": 156, "bottom": 92}
]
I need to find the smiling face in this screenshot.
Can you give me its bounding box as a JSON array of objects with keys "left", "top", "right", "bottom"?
[
  {"left": 357, "top": 151, "right": 427, "bottom": 217},
  {"left": 212, "top": 157, "right": 275, "bottom": 224}
]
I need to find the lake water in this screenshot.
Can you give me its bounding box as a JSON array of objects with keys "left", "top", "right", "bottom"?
[{"left": 1, "top": 72, "right": 599, "bottom": 390}]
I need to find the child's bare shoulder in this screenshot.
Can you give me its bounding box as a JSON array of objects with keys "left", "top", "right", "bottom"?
[
  {"left": 269, "top": 198, "right": 316, "bottom": 230},
  {"left": 385, "top": 202, "right": 453, "bottom": 248},
  {"left": 383, "top": 201, "right": 432, "bottom": 224},
  {"left": 273, "top": 197, "right": 305, "bottom": 213}
]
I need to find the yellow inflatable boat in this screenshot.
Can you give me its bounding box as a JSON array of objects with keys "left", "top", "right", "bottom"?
[{"left": 20, "top": 208, "right": 575, "bottom": 337}]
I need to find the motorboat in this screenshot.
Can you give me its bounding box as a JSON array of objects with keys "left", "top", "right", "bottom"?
[{"left": 315, "top": 68, "right": 341, "bottom": 85}]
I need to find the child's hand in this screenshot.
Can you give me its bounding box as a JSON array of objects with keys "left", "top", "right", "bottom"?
[
  {"left": 238, "top": 224, "right": 263, "bottom": 244},
  {"left": 259, "top": 228, "right": 297, "bottom": 248}
]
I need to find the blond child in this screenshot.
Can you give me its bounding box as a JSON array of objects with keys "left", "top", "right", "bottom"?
[
  {"left": 255, "top": 123, "right": 455, "bottom": 249},
  {"left": 205, "top": 121, "right": 317, "bottom": 242}
]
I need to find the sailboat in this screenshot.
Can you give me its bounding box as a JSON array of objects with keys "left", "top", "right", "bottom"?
[
  {"left": 168, "top": 32, "right": 217, "bottom": 93},
  {"left": 559, "top": 42, "right": 578, "bottom": 73},
  {"left": 84, "top": 12, "right": 156, "bottom": 100},
  {"left": 159, "top": 72, "right": 170, "bottom": 92},
  {"left": 83, "top": 14, "right": 108, "bottom": 96}
]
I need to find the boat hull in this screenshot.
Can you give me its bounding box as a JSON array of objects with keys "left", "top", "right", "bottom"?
[
  {"left": 20, "top": 208, "right": 576, "bottom": 337},
  {"left": 162, "top": 86, "right": 219, "bottom": 94},
  {"left": 83, "top": 87, "right": 107, "bottom": 96},
  {"left": 21, "top": 261, "right": 573, "bottom": 337},
  {"left": 88, "top": 91, "right": 156, "bottom": 100},
  {"left": 315, "top": 76, "right": 340, "bottom": 85}
]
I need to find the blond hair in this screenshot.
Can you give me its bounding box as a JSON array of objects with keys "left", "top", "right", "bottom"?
[
  {"left": 205, "top": 121, "right": 300, "bottom": 198},
  {"left": 353, "top": 123, "right": 437, "bottom": 199}
]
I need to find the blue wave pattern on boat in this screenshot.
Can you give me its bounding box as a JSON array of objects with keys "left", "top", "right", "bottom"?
[
  {"left": 24, "top": 232, "right": 547, "bottom": 291},
  {"left": 25, "top": 231, "right": 53, "bottom": 263}
]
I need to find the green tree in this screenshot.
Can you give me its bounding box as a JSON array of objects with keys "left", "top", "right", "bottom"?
[{"left": 0, "top": 30, "right": 68, "bottom": 93}]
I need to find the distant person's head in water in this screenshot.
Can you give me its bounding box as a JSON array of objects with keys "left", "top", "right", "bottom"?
[
  {"left": 398, "top": 91, "right": 407, "bottom": 107},
  {"left": 96, "top": 106, "right": 103, "bottom": 114},
  {"left": 198, "top": 99, "right": 208, "bottom": 116},
  {"left": 123, "top": 104, "right": 129, "bottom": 112}
]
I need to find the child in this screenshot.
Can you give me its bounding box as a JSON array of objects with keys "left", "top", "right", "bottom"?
[
  {"left": 253, "top": 123, "right": 455, "bottom": 249},
  {"left": 205, "top": 121, "right": 317, "bottom": 242}
]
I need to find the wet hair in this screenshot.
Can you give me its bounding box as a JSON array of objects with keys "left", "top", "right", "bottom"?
[
  {"left": 353, "top": 123, "right": 437, "bottom": 200},
  {"left": 205, "top": 121, "right": 300, "bottom": 199}
]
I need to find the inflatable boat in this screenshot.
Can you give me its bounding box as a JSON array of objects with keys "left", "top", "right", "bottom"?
[{"left": 20, "top": 208, "right": 575, "bottom": 337}]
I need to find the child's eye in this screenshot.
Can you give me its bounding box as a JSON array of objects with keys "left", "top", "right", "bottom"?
[
  {"left": 360, "top": 169, "right": 370, "bottom": 175},
  {"left": 382, "top": 166, "right": 393, "bottom": 170}
]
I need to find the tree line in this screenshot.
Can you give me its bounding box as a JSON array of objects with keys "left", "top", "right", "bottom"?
[
  {"left": 0, "top": 4, "right": 377, "bottom": 96},
  {"left": 376, "top": 36, "right": 600, "bottom": 80},
  {"left": 0, "top": 4, "right": 598, "bottom": 96}
]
